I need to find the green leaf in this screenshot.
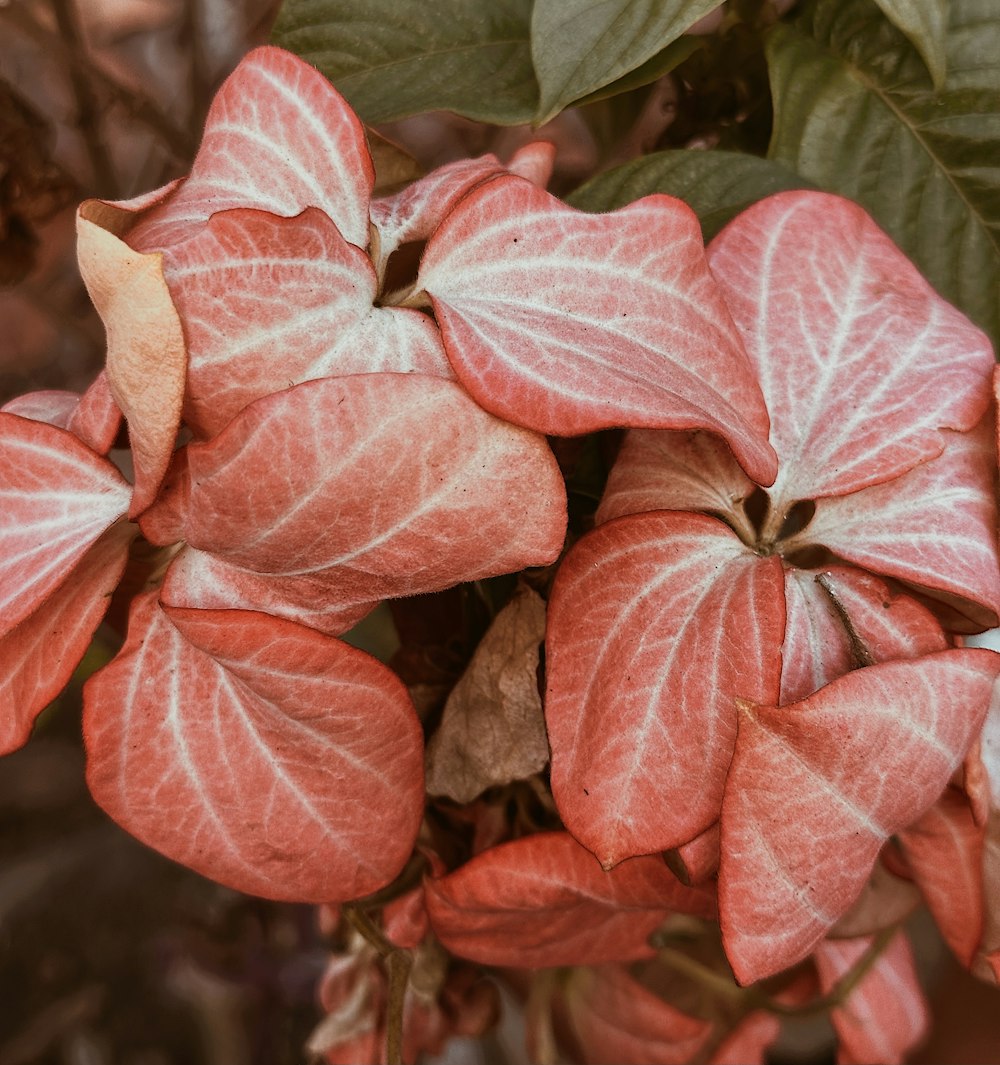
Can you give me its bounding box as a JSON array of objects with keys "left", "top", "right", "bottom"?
[
  {"left": 573, "top": 35, "right": 704, "bottom": 109},
  {"left": 567, "top": 150, "right": 811, "bottom": 240},
  {"left": 767, "top": 0, "right": 1000, "bottom": 347},
  {"left": 271, "top": 0, "right": 538, "bottom": 125},
  {"left": 531, "top": 0, "right": 725, "bottom": 123},
  {"left": 871, "top": 0, "right": 949, "bottom": 88}
]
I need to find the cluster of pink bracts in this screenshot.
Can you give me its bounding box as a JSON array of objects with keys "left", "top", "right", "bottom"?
[{"left": 2, "top": 45, "right": 1000, "bottom": 1064}]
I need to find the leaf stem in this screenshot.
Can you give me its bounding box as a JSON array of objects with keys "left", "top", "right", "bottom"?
[{"left": 815, "top": 572, "right": 875, "bottom": 668}]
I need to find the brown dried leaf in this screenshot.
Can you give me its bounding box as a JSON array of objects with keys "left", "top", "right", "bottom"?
[{"left": 426, "top": 584, "right": 549, "bottom": 803}]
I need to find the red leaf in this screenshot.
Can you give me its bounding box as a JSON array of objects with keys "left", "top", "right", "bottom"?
[
  {"left": 0, "top": 413, "right": 131, "bottom": 631},
  {"left": 814, "top": 933, "right": 929, "bottom": 1065},
  {"left": 425, "top": 832, "right": 714, "bottom": 968},
  {"left": 141, "top": 374, "right": 566, "bottom": 619},
  {"left": 162, "top": 207, "right": 450, "bottom": 436},
  {"left": 127, "top": 47, "right": 374, "bottom": 252},
  {"left": 1, "top": 391, "right": 78, "bottom": 428},
  {"left": 708, "top": 1013, "right": 781, "bottom": 1065},
  {"left": 707, "top": 190, "right": 994, "bottom": 508},
  {"left": 418, "top": 176, "right": 777, "bottom": 486},
  {"left": 67, "top": 372, "right": 122, "bottom": 455},
  {"left": 720, "top": 650, "right": 1000, "bottom": 983},
  {"left": 790, "top": 422, "right": 1000, "bottom": 629},
  {"left": 0, "top": 522, "right": 133, "bottom": 754},
  {"left": 561, "top": 964, "right": 711, "bottom": 1065},
  {"left": 84, "top": 593, "right": 424, "bottom": 902},
  {"left": 545, "top": 511, "right": 784, "bottom": 866},
  {"left": 897, "top": 787, "right": 985, "bottom": 965}
]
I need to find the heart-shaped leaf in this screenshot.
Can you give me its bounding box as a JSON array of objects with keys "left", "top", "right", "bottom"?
[
  {"left": 0, "top": 522, "right": 133, "bottom": 755},
  {"left": 162, "top": 207, "right": 450, "bottom": 436},
  {"left": 425, "top": 831, "right": 714, "bottom": 968},
  {"left": 707, "top": 190, "right": 995, "bottom": 509},
  {"left": 0, "top": 413, "right": 131, "bottom": 630},
  {"left": 419, "top": 175, "right": 777, "bottom": 486},
  {"left": 546, "top": 511, "right": 784, "bottom": 867},
  {"left": 531, "top": 0, "right": 724, "bottom": 123},
  {"left": 140, "top": 374, "right": 566, "bottom": 620},
  {"left": 767, "top": 0, "right": 1000, "bottom": 345},
  {"left": 271, "top": 0, "right": 538, "bottom": 125},
  {"left": 128, "top": 47, "right": 374, "bottom": 252},
  {"left": 720, "top": 649, "right": 1000, "bottom": 983},
  {"left": 84, "top": 593, "right": 424, "bottom": 902}
]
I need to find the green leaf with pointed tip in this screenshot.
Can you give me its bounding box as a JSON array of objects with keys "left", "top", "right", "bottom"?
[
  {"left": 767, "top": 0, "right": 1000, "bottom": 348},
  {"left": 872, "top": 0, "right": 949, "bottom": 88},
  {"left": 567, "top": 150, "right": 811, "bottom": 240},
  {"left": 574, "top": 35, "right": 704, "bottom": 108},
  {"left": 271, "top": 0, "right": 538, "bottom": 125},
  {"left": 531, "top": 0, "right": 725, "bottom": 123}
]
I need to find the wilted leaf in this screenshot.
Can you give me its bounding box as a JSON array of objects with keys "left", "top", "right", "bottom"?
[
  {"left": 84, "top": 593, "right": 424, "bottom": 903},
  {"left": 425, "top": 831, "right": 715, "bottom": 967},
  {"left": 531, "top": 0, "right": 724, "bottom": 123},
  {"left": 719, "top": 650, "right": 1000, "bottom": 983},
  {"left": 568, "top": 150, "right": 811, "bottom": 240},
  {"left": 418, "top": 175, "right": 777, "bottom": 486},
  {"left": 271, "top": 0, "right": 539, "bottom": 125},
  {"left": 767, "top": 0, "right": 1000, "bottom": 345},
  {"left": 426, "top": 584, "right": 549, "bottom": 803}
]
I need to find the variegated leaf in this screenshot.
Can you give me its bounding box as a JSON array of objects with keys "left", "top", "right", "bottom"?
[
  {"left": 425, "top": 831, "right": 714, "bottom": 968},
  {"left": 128, "top": 47, "right": 374, "bottom": 252},
  {"left": 162, "top": 207, "right": 450, "bottom": 436},
  {"left": 418, "top": 176, "right": 777, "bottom": 486},
  {"left": 546, "top": 511, "right": 784, "bottom": 867},
  {"left": 720, "top": 650, "right": 1000, "bottom": 983},
  {"left": 707, "top": 191, "right": 994, "bottom": 509},
  {"left": 84, "top": 593, "right": 423, "bottom": 902},
  {"left": 0, "top": 413, "right": 131, "bottom": 631}
]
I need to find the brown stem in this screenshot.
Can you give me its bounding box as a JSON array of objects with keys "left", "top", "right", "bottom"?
[{"left": 815, "top": 572, "right": 875, "bottom": 668}]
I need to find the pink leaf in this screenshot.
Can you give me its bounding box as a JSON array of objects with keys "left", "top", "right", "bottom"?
[
  {"left": 720, "top": 650, "right": 1000, "bottom": 983},
  {"left": 67, "top": 372, "right": 122, "bottom": 455},
  {"left": 0, "top": 522, "right": 133, "bottom": 755},
  {"left": 424, "top": 831, "right": 714, "bottom": 968},
  {"left": 814, "top": 933, "right": 929, "bottom": 1065},
  {"left": 418, "top": 176, "right": 777, "bottom": 486},
  {"left": 670, "top": 822, "right": 720, "bottom": 884},
  {"left": 141, "top": 374, "right": 566, "bottom": 617},
  {"left": 596, "top": 428, "right": 756, "bottom": 529},
  {"left": 162, "top": 207, "right": 450, "bottom": 436},
  {"left": 561, "top": 964, "right": 711, "bottom": 1065},
  {"left": 83, "top": 592, "right": 424, "bottom": 903},
  {"left": 1, "top": 391, "right": 79, "bottom": 428},
  {"left": 76, "top": 203, "right": 185, "bottom": 516},
  {"left": 898, "top": 787, "right": 986, "bottom": 966},
  {"left": 708, "top": 1013, "right": 781, "bottom": 1065},
  {"left": 128, "top": 47, "right": 374, "bottom": 252},
  {"left": 780, "top": 566, "right": 949, "bottom": 704},
  {"left": 0, "top": 413, "right": 131, "bottom": 632},
  {"left": 707, "top": 190, "right": 994, "bottom": 508},
  {"left": 790, "top": 422, "right": 1000, "bottom": 629},
  {"left": 546, "top": 511, "right": 784, "bottom": 867}
]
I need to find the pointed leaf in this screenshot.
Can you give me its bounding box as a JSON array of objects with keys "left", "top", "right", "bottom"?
[
  {"left": 271, "top": 0, "right": 538, "bottom": 125},
  {"left": 708, "top": 190, "right": 994, "bottom": 508},
  {"left": 546, "top": 511, "right": 785, "bottom": 867},
  {"left": 794, "top": 422, "right": 1000, "bottom": 629},
  {"left": 0, "top": 413, "right": 131, "bottom": 632},
  {"left": 419, "top": 175, "right": 777, "bottom": 486},
  {"left": 141, "top": 374, "right": 566, "bottom": 618},
  {"left": 128, "top": 47, "right": 374, "bottom": 252},
  {"left": 767, "top": 0, "right": 1000, "bottom": 344},
  {"left": 425, "top": 585, "right": 549, "bottom": 803},
  {"left": 531, "top": 0, "right": 724, "bottom": 123},
  {"left": 84, "top": 592, "right": 424, "bottom": 903},
  {"left": 67, "top": 372, "right": 122, "bottom": 455},
  {"left": 1, "top": 391, "right": 78, "bottom": 428},
  {"left": 871, "top": 0, "right": 949, "bottom": 87},
  {"left": 162, "top": 207, "right": 450, "bottom": 436},
  {"left": 561, "top": 964, "right": 711, "bottom": 1065},
  {"left": 814, "top": 932, "right": 929, "bottom": 1065},
  {"left": 780, "top": 566, "right": 949, "bottom": 704},
  {"left": 568, "top": 150, "right": 811, "bottom": 240},
  {"left": 425, "top": 831, "right": 714, "bottom": 968},
  {"left": 76, "top": 205, "right": 185, "bottom": 516},
  {"left": 720, "top": 650, "right": 1000, "bottom": 983},
  {"left": 0, "top": 522, "right": 133, "bottom": 754},
  {"left": 898, "top": 787, "right": 986, "bottom": 966}
]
